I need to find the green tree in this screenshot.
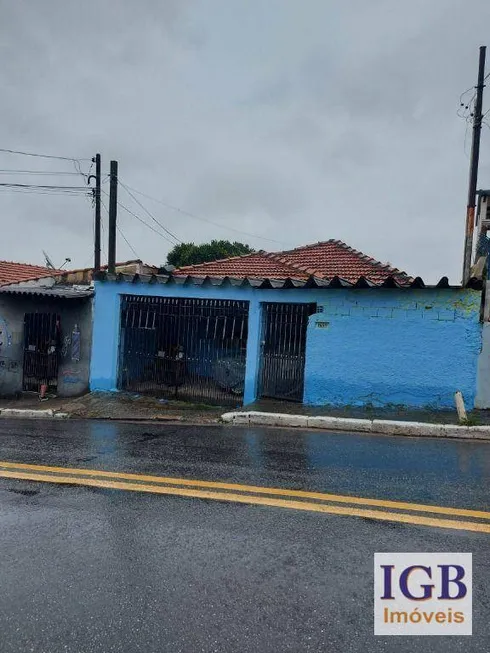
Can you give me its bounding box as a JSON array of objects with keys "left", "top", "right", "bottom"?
[{"left": 166, "top": 240, "right": 254, "bottom": 268}]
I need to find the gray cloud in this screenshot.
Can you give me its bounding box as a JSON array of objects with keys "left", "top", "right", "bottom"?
[{"left": 0, "top": 0, "right": 489, "bottom": 280}]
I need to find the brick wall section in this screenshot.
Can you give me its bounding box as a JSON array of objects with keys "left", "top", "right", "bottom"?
[{"left": 303, "top": 289, "right": 482, "bottom": 409}]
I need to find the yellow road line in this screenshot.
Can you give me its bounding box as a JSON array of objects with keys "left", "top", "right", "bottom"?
[
  {"left": 0, "top": 459, "right": 489, "bottom": 521},
  {"left": 0, "top": 469, "right": 489, "bottom": 534}
]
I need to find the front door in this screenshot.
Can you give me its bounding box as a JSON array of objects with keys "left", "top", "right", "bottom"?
[
  {"left": 22, "top": 313, "right": 61, "bottom": 392},
  {"left": 259, "top": 302, "right": 316, "bottom": 402}
]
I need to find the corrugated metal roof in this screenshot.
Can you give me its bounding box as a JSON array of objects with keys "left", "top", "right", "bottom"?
[
  {"left": 94, "top": 271, "right": 482, "bottom": 290},
  {"left": 0, "top": 285, "right": 93, "bottom": 299}
]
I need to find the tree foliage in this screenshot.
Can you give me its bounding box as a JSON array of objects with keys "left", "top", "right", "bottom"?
[{"left": 166, "top": 240, "right": 254, "bottom": 268}]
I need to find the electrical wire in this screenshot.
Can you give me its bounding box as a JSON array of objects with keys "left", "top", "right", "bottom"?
[
  {"left": 0, "top": 182, "right": 92, "bottom": 198},
  {"left": 118, "top": 181, "right": 181, "bottom": 245},
  {"left": 118, "top": 180, "right": 286, "bottom": 246},
  {"left": 101, "top": 189, "right": 177, "bottom": 245},
  {"left": 101, "top": 196, "right": 140, "bottom": 259},
  {"left": 0, "top": 189, "right": 92, "bottom": 198},
  {"left": 117, "top": 225, "right": 140, "bottom": 259},
  {"left": 73, "top": 158, "right": 94, "bottom": 185},
  {"left": 460, "top": 84, "right": 477, "bottom": 104},
  {"left": 464, "top": 119, "right": 471, "bottom": 156},
  {"left": 0, "top": 169, "right": 82, "bottom": 175},
  {"left": 0, "top": 182, "right": 88, "bottom": 190},
  {"left": 458, "top": 92, "right": 477, "bottom": 120},
  {"left": 100, "top": 208, "right": 107, "bottom": 260},
  {"left": 0, "top": 147, "right": 90, "bottom": 161}
]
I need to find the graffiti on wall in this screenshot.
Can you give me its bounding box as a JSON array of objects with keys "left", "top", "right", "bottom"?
[
  {"left": 61, "top": 335, "right": 71, "bottom": 358},
  {"left": 61, "top": 369, "right": 82, "bottom": 385},
  {"left": 0, "top": 316, "right": 12, "bottom": 350},
  {"left": 60, "top": 325, "right": 81, "bottom": 362},
  {"left": 0, "top": 317, "right": 13, "bottom": 387},
  {"left": 71, "top": 325, "right": 81, "bottom": 362}
]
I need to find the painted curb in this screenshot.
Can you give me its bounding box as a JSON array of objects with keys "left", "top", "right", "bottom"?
[
  {"left": 0, "top": 408, "right": 54, "bottom": 418},
  {"left": 248, "top": 411, "right": 308, "bottom": 428},
  {"left": 222, "top": 411, "right": 251, "bottom": 425},
  {"left": 221, "top": 411, "right": 490, "bottom": 440},
  {"left": 307, "top": 416, "right": 372, "bottom": 432}
]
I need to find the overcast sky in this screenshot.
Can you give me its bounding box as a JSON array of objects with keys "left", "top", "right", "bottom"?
[{"left": 1, "top": 0, "right": 490, "bottom": 282}]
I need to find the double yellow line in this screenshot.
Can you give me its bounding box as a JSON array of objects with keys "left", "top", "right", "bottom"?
[{"left": 1, "top": 460, "right": 489, "bottom": 534}]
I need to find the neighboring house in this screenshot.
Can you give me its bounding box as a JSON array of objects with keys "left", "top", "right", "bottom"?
[
  {"left": 90, "top": 240, "right": 483, "bottom": 410},
  {"left": 0, "top": 259, "right": 157, "bottom": 398},
  {"left": 0, "top": 284, "right": 92, "bottom": 397},
  {"left": 0, "top": 261, "right": 93, "bottom": 397},
  {"left": 0, "top": 261, "right": 62, "bottom": 286}
]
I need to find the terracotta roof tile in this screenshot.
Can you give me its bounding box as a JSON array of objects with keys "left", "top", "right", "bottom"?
[
  {"left": 0, "top": 261, "right": 61, "bottom": 286},
  {"left": 0, "top": 259, "right": 156, "bottom": 287},
  {"left": 174, "top": 239, "right": 411, "bottom": 284},
  {"left": 175, "top": 251, "right": 310, "bottom": 280}
]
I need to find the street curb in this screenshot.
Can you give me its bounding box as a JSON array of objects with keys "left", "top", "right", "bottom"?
[
  {"left": 220, "top": 411, "right": 490, "bottom": 440},
  {"left": 0, "top": 408, "right": 70, "bottom": 419}
]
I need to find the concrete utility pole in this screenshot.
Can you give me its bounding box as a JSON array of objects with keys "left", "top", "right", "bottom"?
[
  {"left": 92, "top": 153, "right": 102, "bottom": 272},
  {"left": 462, "top": 46, "right": 486, "bottom": 285},
  {"left": 108, "top": 160, "right": 118, "bottom": 274}
]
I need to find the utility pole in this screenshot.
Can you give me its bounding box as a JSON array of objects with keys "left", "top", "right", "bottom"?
[
  {"left": 108, "top": 160, "right": 118, "bottom": 274},
  {"left": 93, "top": 154, "right": 101, "bottom": 272},
  {"left": 462, "top": 46, "right": 486, "bottom": 285},
  {"left": 88, "top": 153, "right": 101, "bottom": 273}
]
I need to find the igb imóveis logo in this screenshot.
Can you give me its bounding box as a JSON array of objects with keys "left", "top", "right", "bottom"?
[{"left": 374, "top": 553, "right": 472, "bottom": 636}]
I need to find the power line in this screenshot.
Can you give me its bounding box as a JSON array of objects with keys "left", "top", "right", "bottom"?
[
  {"left": 118, "top": 181, "right": 286, "bottom": 246},
  {"left": 0, "top": 182, "right": 91, "bottom": 198},
  {"left": 0, "top": 169, "right": 82, "bottom": 175},
  {"left": 101, "top": 189, "right": 177, "bottom": 245},
  {"left": 0, "top": 189, "right": 91, "bottom": 197},
  {"left": 0, "top": 182, "right": 92, "bottom": 197},
  {"left": 460, "top": 85, "right": 476, "bottom": 104},
  {"left": 117, "top": 225, "right": 140, "bottom": 259},
  {"left": 0, "top": 147, "right": 90, "bottom": 162},
  {"left": 0, "top": 182, "right": 89, "bottom": 190},
  {"left": 100, "top": 206, "right": 107, "bottom": 260},
  {"left": 118, "top": 180, "right": 181, "bottom": 244},
  {"left": 73, "top": 158, "right": 94, "bottom": 184},
  {"left": 101, "top": 196, "right": 139, "bottom": 259}
]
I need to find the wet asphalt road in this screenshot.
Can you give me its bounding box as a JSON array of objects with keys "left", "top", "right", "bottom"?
[{"left": 0, "top": 419, "right": 489, "bottom": 653}]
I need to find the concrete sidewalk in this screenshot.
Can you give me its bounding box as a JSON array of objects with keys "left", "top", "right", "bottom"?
[
  {"left": 0, "top": 392, "right": 223, "bottom": 423},
  {"left": 221, "top": 411, "right": 490, "bottom": 440},
  {"left": 241, "top": 399, "right": 490, "bottom": 425},
  {"left": 2, "top": 392, "right": 490, "bottom": 440}
]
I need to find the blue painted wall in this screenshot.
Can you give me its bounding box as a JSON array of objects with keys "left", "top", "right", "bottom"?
[
  {"left": 90, "top": 281, "right": 482, "bottom": 409},
  {"left": 304, "top": 289, "right": 482, "bottom": 408}
]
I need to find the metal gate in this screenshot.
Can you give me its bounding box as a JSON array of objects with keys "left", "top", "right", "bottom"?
[
  {"left": 259, "top": 302, "right": 316, "bottom": 402},
  {"left": 118, "top": 295, "right": 249, "bottom": 405},
  {"left": 22, "top": 313, "right": 61, "bottom": 392}
]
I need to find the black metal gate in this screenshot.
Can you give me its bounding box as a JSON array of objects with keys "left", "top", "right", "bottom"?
[
  {"left": 118, "top": 295, "right": 249, "bottom": 405},
  {"left": 259, "top": 302, "right": 316, "bottom": 402},
  {"left": 22, "top": 313, "right": 61, "bottom": 392}
]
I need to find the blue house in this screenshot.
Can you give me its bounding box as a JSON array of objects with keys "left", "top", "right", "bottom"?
[{"left": 90, "top": 240, "right": 483, "bottom": 409}]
